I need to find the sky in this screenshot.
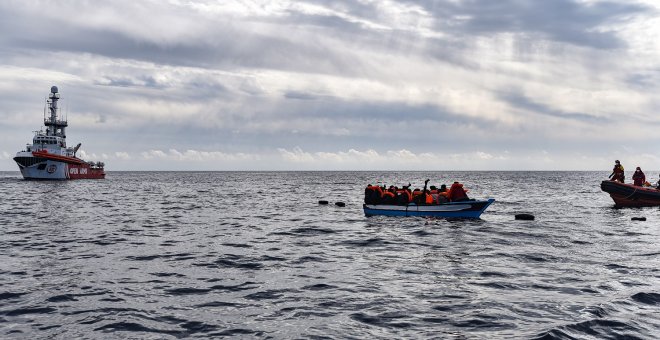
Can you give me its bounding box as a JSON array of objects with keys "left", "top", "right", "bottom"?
[{"left": 1, "top": 0, "right": 660, "bottom": 171}]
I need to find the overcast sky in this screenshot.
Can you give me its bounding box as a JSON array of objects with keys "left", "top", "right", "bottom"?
[{"left": 1, "top": 0, "right": 659, "bottom": 170}]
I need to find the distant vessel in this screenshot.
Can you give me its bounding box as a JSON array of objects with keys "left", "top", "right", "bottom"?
[{"left": 13, "top": 86, "right": 105, "bottom": 180}]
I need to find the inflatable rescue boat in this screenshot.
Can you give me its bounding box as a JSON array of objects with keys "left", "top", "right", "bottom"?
[{"left": 601, "top": 180, "right": 660, "bottom": 207}]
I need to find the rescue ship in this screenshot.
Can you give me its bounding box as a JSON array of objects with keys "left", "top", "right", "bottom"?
[{"left": 13, "top": 86, "right": 105, "bottom": 180}]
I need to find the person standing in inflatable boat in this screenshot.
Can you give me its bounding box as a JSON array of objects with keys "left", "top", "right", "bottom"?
[
  {"left": 609, "top": 160, "right": 625, "bottom": 183},
  {"left": 632, "top": 167, "right": 646, "bottom": 187}
]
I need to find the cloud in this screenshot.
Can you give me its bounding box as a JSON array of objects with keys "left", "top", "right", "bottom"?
[
  {"left": 114, "top": 152, "right": 131, "bottom": 160},
  {"left": 410, "top": 0, "right": 650, "bottom": 49},
  {"left": 140, "top": 149, "right": 259, "bottom": 162},
  {"left": 499, "top": 91, "right": 610, "bottom": 123},
  {"left": 140, "top": 150, "right": 168, "bottom": 160},
  {"left": 276, "top": 147, "right": 511, "bottom": 169},
  {"left": 278, "top": 147, "right": 316, "bottom": 163},
  {"left": 1, "top": 1, "right": 660, "bottom": 171}
]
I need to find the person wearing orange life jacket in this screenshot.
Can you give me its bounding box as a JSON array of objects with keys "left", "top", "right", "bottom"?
[
  {"left": 429, "top": 186, "right": 439, "bottom": 203},
  {"left": 424, "top": 190, "right": 433, "bottom": 204},
  {"left": 411, "top": 179, "right": 433, "bottom": 205},
  {"left": 382, "top": 190, "right": 396, "bottom": 204},
  {"left": 364, "top": 185, "right": 373, "bottom": 204},
  {"left": 608, "top": 160, "right": 625, "bottom": 183},
  {"left": 396, "top": 187, "right": 412, "bottom": 205},
  {"left": 448, "top": 181, "right": 469, "bottom": 202},
  {"left": 374, "top": 185, "right": 383, "bottom": 199},
  {"left": 632, "top": 167, "right": 645, "bottom": 187},
  {"left": 411, "top": 188, "right": 423, "bottom": 204},
  {"left": 436, "top": 184, "right": 449, "bottom": 203},
  {"left": 364, "top": 184, "right": 384, "bottom": 204},
  {"left": 412, "top": 189, "right": 433, "bottom": 204}
]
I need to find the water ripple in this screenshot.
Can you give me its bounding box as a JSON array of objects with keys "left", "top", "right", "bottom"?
[{"left": 0, "top": 171, "right": 659, "bottom": 338}]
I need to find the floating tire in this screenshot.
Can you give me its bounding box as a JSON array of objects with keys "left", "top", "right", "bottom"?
[
  {"left": 515, "top": 214, "right": 535, "bottom": 221},
  {"left": 318, "top": 200, "right": 329, "bottom": 205},
  {"left": 631, "top": 217, "right": 646, "bottom": 221},
  {"left": 335, "top": 202, "right": 346, "bottom": 207}
]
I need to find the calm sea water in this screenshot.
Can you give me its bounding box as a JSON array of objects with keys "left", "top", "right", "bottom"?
[{"left": 0, "top": 171, "right": 659, "bottom": 339}]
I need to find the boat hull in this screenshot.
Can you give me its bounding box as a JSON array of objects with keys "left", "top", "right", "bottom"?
[
  {"left": 600, "top": 180, "right": 660, "bottom": 207},
  {"left": 364, "top": 199, "right": 495, "bottom": 218},
  {"left": 14, "top": 158, "right": 105, "bottom": 180}
]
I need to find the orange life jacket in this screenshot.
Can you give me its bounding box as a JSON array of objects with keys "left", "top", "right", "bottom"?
[
  {"left": 366, "top": 185, "right": 384, "bottom": 198},
  {"left": 448, "top": 183, "right": 467, "bottom": 201},
  {"left": 397, "top": 190, "right": 412, "bottom": 202},
  {"left": 382, "top": 191, "right": 395, "bottom": 198}
]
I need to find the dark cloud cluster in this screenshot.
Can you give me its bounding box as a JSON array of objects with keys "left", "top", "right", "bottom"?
[
  {"left": 405, "top": 0, "right": 649, "bottom": 48},
  {"left": 1, "top": 1, "right": 648, "bottom": 73},
  {"left": 499, "top": 91, "right": 610, "bottom": 123}
]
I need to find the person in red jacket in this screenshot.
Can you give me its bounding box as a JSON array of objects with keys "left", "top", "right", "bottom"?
[
  {"left": 448, "top": 181, "right": 469, "bottom": 202},
  {"left": 632, "top": 167, "right": 645, "bottom": 186}
]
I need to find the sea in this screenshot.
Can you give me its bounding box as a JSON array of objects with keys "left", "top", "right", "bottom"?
[{"left": 0, "top": 171, "right": 659, "bottom": 339}]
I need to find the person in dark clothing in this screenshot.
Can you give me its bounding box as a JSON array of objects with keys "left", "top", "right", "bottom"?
[{"left": 632, "top": 167, "right": 645, "bottom": 186}]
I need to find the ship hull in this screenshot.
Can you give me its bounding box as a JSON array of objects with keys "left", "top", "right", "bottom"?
[{"left": 14, "top": 156, "right": 105, "bottom": 180}]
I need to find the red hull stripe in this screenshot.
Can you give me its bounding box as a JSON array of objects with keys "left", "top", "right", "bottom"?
[{"left": 67, "top": 163, "right": 105, "bottom": 179}]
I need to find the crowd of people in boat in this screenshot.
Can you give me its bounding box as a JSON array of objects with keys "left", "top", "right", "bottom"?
[
  {"left": 365, "top": 180, "right": 472, "bottom": 205},
  {"left": 609, "top": 160, "right": 660, "bottom": 188}
]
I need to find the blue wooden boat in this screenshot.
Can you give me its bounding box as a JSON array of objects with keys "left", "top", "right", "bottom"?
[{"left": 363, "top": 198, "right": 495, "bottom": 218}]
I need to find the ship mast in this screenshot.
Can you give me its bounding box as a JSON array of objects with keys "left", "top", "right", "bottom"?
[{"left": 44, "top": 86, "right": 68, "bottom": 144}]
